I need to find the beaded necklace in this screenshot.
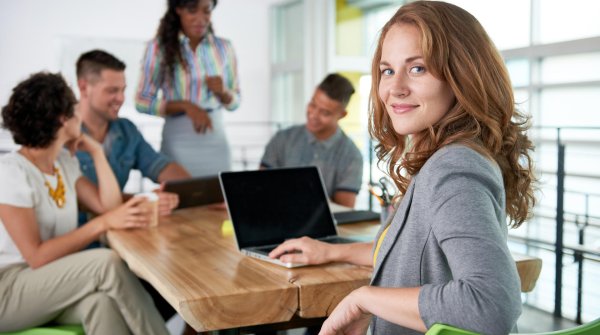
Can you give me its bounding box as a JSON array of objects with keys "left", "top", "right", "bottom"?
[
  {"left": 44, "top": 166, "right": 66, "bottom": 208},
  {"left": 20, "top": 150, "right": 67, "bottom": 208}
]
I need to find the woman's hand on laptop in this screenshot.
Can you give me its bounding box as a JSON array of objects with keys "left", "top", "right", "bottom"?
[{"left": 269, "top": 236, "right": 336, "bottom": 265}]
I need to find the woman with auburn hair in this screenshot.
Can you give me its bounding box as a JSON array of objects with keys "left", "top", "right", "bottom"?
[
  {"left": 135, "top": 0, "right": 241, "bottom": 177},
  {"left": 269, "top": 1, "right": 536, "bottom": 334},
  {"left": 0, "top": 72, "right": 168, "bottom": 334}
]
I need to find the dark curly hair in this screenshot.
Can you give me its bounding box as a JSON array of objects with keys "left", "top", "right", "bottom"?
[
  {"left": 2, "top": 72, "right": 76, "bottom": 148},
  {"left": 157, "top": 0, "right": 217, "bottom": 81}
]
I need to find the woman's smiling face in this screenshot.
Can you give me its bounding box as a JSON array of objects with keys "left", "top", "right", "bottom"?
[{"left": 378, "top": 23, "right": 455, "bottom": 137}]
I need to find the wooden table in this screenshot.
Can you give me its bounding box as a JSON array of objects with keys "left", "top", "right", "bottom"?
[
  {"left": 512, "top": 252, "right": 543, "bottom": 293},
  {"left": 107, "top": 206, "right": 541, "bottom": 332},
  {"left": 106, "top": 206, "right": 374, "bottom": 332}
]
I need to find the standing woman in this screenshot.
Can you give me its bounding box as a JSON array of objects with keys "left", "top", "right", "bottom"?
[
  {"left": 136, "top": 0, "right": 240, "bottom": 177},
  {"left": 0, "top": 72, "right": 169, "bottom": 335},
  {"left": 269, "top": 1, "right": 537, "bottom": 334}
]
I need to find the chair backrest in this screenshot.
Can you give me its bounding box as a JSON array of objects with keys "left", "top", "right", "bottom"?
[
  {"left": 0, "top": 324, "right": 84, "bottom": 335},
  {"left": 517, "top": 317, "right": 600, "bottom": 335},
  {"left": 512, "top": 252, "right": 543, "bottom": 293},
  {"left": 425, "top": 318, "right": 600, "bottom": 335},
  {"left": 426, "top": 323, "right": 478, "bottom": 335}
]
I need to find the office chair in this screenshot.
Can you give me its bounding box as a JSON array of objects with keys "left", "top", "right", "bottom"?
[
  {"left": 0, "top": 324, "right": 84, "bottom": 335},
  {"left": 426, "top": 317, "right": 600, "bottom": 335}
]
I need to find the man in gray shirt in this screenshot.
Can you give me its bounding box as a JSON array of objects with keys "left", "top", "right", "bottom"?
[{"left": 260, "top": 73, "right": 363, "bottom": 208}]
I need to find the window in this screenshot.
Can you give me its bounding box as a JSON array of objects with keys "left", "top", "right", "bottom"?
[
  {"left": 539, "top": 0, "right": 600, "bottom": 44},
  {"left": 448, "top": 0, "right": 530, "bottom": 49},
  {"left": 270, "top": 0, "right": 304, "bottom": 125}
]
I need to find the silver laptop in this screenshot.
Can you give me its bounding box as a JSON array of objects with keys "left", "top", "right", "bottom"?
[{"left": 219, "top": 167, "right": 356, "bottom": 268}]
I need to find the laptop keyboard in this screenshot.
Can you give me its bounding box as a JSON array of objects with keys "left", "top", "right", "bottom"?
[
  {"left": 251, "top": 245, "right": 278, "bottom": 254},
  {"left": 250, "top": 236, "right": 355, "bottom": 255}
]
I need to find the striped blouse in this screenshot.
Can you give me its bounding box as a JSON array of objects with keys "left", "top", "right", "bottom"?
[{"left": 135, "top": 33, "right": 241, "bottom": 116}]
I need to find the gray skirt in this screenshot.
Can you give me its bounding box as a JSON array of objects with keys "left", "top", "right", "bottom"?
[{"left": 160, "top": 109, "right": 231, "bottom": 177}]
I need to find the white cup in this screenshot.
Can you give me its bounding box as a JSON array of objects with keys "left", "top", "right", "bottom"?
[{"left": 135, "top": 192, "right": 159, "bottom": 227}]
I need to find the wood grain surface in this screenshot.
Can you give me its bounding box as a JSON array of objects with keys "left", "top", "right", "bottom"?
[
  {"left": 107, "top": 206, "right": 540, "bottom": 331},
  {"left": 107, "top": 207, "right": 298, "bottom": 331}
]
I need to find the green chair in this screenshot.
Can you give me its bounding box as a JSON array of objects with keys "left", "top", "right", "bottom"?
[
  {"left": 426, "top": 324, "right": 479, "bottom": 335},
  {"left": 0, "top": 324, "right": 84, "bottom": 335},
  {"left": 425, "top": 317, "right": 600, "bottom": 335}
]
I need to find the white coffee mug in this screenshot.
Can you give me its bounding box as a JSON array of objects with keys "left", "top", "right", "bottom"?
[{"left": 134, "top": 192, "right": 159, "bottom": 227}]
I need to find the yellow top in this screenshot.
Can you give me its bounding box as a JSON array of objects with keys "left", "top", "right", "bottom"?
[{"left": 373, "top": 225, "right": 391, "bottom": 265}]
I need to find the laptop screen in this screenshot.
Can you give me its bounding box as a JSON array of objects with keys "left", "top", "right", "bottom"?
[
  {"left": 163, "top": 175, "right": 223, "bottom": 209},
  {"left": 220, "top": 167, "right": 337, "bottom": 249}
]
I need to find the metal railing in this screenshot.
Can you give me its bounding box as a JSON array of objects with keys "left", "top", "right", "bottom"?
[{"left": 515, "top": 126, "right": 600, "bottom": 323}]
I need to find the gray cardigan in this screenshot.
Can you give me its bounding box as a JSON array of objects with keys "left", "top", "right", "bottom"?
[{"left": 370, "top": 145, "right": 522, "bottom": 335}]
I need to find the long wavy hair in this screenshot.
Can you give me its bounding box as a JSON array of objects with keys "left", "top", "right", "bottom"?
[
  {"left": 156, "top": 0, "right": 217, "bottom": 81},
  {"left": 369, "top": 1, "right": 536, "bottom": 228}
]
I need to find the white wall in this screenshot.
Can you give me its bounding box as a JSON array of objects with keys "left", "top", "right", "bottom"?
[
  {"left": 0, "top": 0, "right": 163, "bottom": 103},
  {"left": 0, "top": 0, "right": 281, "bottom": 158}
]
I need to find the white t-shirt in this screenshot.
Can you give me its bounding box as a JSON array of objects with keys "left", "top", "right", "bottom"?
[{"left": 0, "top": 149, "right": 81, "bottom": 268}]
